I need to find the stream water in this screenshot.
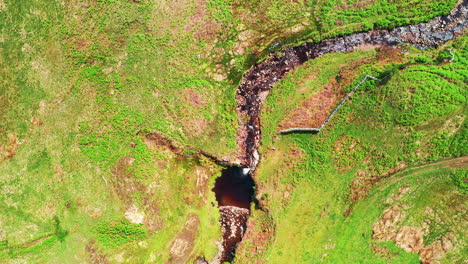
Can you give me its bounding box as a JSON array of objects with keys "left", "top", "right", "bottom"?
[
  {"left": 211, "top": 1, "right": 467, "bottom": 263},
  {"left": 212, "top": 167, "right": 254, "bottom": 263}
]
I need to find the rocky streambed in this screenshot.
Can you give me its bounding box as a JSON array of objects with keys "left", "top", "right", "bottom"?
[{"left": 211, "top": 1, "right": 467, "bottom": 263}]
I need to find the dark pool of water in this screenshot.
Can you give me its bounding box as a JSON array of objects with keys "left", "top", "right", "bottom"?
[{"left": 212, "top": 166, "right": 255, "bottom": 209}]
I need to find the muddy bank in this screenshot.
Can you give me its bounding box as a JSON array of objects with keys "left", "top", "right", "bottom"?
[{"left": 212, "top": 1, "right": 467, "bottom": 263}]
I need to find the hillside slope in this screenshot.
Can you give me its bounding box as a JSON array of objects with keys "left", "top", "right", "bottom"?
[{"left": 0, "top": 0, "right": 465, "bottom": 263}]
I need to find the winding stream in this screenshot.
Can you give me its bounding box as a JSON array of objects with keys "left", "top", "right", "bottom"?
[{"left": 212, "top": 1, "right": 467, "bottom": 263}]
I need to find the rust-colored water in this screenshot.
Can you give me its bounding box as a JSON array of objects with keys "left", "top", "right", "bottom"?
[{"left": 213, "top": 167, "right": 254, "bottom": 209}]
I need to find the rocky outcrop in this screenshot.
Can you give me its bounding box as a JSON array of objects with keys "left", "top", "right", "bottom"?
[
  {"left": 372, "top": 204, "right": 407, "bottom": 242},
  {"left": 373, "top": 202, "right": 458, "bottom": 263},
  {"left": 213, "top": 206, "right": 250, "bottom": 264}
]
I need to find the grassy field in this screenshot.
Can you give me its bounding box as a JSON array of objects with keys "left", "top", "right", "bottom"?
[
  {"left": 0, "top": 0, "right": 465, "bottom": 263},
  {"left": 235, "top": 36, "right": 467, "bottom": 263}
]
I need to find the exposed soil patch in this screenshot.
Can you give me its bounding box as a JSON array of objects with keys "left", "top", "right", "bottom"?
[
  {"left": 124, "top": 204, "right": 145, "bottom": 224},
  {"left": 0, "top": 133, "right": 18, "bottom": 163},
  {"left": 373, "top": 203, "right": 407, "bottom": 241},
  {"left": 86, "top": 240, "right": 109, "bottom": 264},
  {"left": 372, "top": 184, "right": 462, "bottom": 264}
]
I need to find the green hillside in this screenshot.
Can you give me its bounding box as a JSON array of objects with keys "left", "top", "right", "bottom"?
[{"left": 0, "top": 0, "right": 465, "bottom": 263}]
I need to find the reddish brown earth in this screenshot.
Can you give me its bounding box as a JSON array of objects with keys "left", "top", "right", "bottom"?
[{"left": 279, "top": 47, "right": 402, "bottom": 131}]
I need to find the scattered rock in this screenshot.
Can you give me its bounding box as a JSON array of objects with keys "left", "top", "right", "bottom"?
[
  {"left": 395, "top": 226, "right": 425, "bottom": 253},
  {"left": 124, "top": 204, "right": 145, "bottom": 224},
  {"left": 213, "top": 206, "right": 249, "bottom": 264},
  {"left": 194, "top": 257, "right": 209, "bottom": 264},
  {"left": 373, "top": 203, "right": 458, "bottom": 264},
  {"left": 372, "top": 204, "right": 406, "bottom": 241}
]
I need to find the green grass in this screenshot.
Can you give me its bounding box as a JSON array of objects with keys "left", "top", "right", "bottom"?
[
  {"left": 0, "top": 0, "right": 224, "bottom": 262},
  {"left": 96, "top": 220, "right": 147, "bottom": 248},
  {"left": 212, "top": 0, "right": 459, "bottom": 81},
  {"left": 236, "top": 37, "right": 466, "bottom": 263},
  {"left": 0, "top": 0, "right": 465, "bottom": 262}
]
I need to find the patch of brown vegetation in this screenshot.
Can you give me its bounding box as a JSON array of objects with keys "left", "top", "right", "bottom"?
[
  {"left": 184, "top": 0, "right": 221, "bottom": 42},
  {"left": 111, "top": 157, "right": 163, "bottom": 232},
  {"left": 419, "top": 233, "right": 456, "bottom": 264},
  {"left": 0, "top": 234, "right": 54, "bottom": 254},
  {"left": 376, "top": 46, "right": 404, "bottom": 64},
  {"left": 279, "top": 79, "right": 343, "bottom": 129},
  {"left": 233, "top": 212, "right": 274, "bottom": 264},
  {"left": 344, "top": 163, "right": 406, "bottom": 216},
  {"left": 377, "top": 224, "right": 457, "bottom": 264},
  {"left": 372, "top": 243, "right": 395, "bottom": 259},
  {"left": 395, "top": 226, "right": 425, "bottom": 253},
  {"left": 30, "top": 116, "right": 44, "bottom": 128},
  {"left": 168, "top": 214, "right": 200, "bottom": 264},
  {"left": 279, "top": 54, "right": 378, "bottom": 130},
  {"left": 385, "top": 185, "right": 410, "bottom": 204},
  {"left": 183, "top": 88, "right": 206, "bottom": 109},
  {"left": 53, "top": 164, "right": 65, "bottom": 178},
  {"left": 345, "top": 160, "right": 407, "bottom": 216},
  {"left": 22, "top": 234, "right": 54, "bottom": 249},
  {"left": 279, "top": 47, "right": 404, "bottom": 132},
  {"left": 86, "top": 241, "right": 109, "bottom": 264},
  {"left": 184, "top": 116, "right": 209, "bottom": 136},
  {"left": 74, "top": 38, "right": 93, "bottom": 51},
  {"left": 0, "top": 133, "right": 19, "bottom": 163}
]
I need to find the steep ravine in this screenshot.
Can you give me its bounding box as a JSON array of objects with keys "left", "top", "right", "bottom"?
[{"left": 211, "top": 1, "right": 467, "bottom": 263}]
